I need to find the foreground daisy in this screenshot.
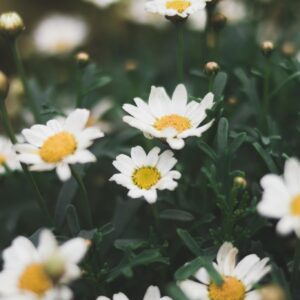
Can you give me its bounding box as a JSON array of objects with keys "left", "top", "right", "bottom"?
[
  {"left": 258, "top": 157, "right": 300, "bottom": 236},
  {"left": 110, "top": 146, "right": 181, "bottom": 203},
  {"left": 145, "top": 0, "right": 207, "bottom": 19},
  {"left": 0, "top": 230, "right": 89, "bottom": 299},
  {"left": 123, "top": 84, "right": 214, "bottom": 150},
  {"left": 0, "top": 136, "right": 21, "bottom": 174},
  {"left": 16, "top": 109, "right": 104, "bottom": 181},
  {"left": 33, "top": 14, "right": 89, "bottom": 55},
  {"left": 97, "top": 285, "right": 172, "bottom": 300},
  {"left": 179, "top": 242, "right": 271, "bottom": 300}
]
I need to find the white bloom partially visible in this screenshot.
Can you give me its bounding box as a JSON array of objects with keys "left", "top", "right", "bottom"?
[
  {"left": 123, "top": 84, "right": 215, "bottom": 150},
  {"left": 0, "top": 230, "right": 89, "bottom": 300},
  {"left": 145, "top": 0, "right": 207, "bottom": 19},
  {"left": 179, "top": 242, "right": 271, "bottom": 300},
  {"left": 217, "top": 0, "right": 247, "bottom": 24},
  {"left": 97, "top": 286, "right": 172, "bottom": 300},
  {"left": 33, "top": 14, "right": 89, "bottom": 55},
  {"left": 258, "top": 158, "right": 300, "bottom": 237},
  {"left": 0, "top": 136, "right": 21, "bottom": 174},
  {"left": 110, "top": 146, "right": 181, "bottom": 203},
  {"left": 187, "top": 9, "right": 207, "bottom": 31},
  {"left": 83, "top": 0, "right": 119, "bottom": 8},
  {"left": 16, "top": 109, "right": 104, "bottom": 181}
]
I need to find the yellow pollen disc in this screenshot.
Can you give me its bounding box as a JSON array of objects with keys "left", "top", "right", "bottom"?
[
  {"left": 132, "top": 166, "right": 161, "bottom": 190},
  {"left": 54, "top": 41, "right": 72, "bottom": 53},
  {"left": 0, "top": 154, "right": 6, "bottom": 165},
  {"left": 19, "top": 263, "right": 53, "bottom": 296},
  {"left": 166, "top": 0, "right": 191, "bottom": 13},
  {"left": 291, "top": 194, "right": 300, "bottom": 216},
  {"left": 154, "top": 114, "right": 191, "bottom": 133},
  {"left": 39, "top": 131, "right": 77, "bottom": 163},
  {"left": 209, "top": 276, "right": 246, "bottom": 300}
]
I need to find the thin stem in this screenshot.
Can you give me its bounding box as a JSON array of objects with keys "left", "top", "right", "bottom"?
[
  {"left": 208, "top": 75, "right": 214, "bottom": 92},
  {"left": 150, "top": 203, "right": 160, "bottom": 233},
  {"left": 292, "top": 239, "right": 300, "bottom": 293},
  {"left": 0, "top": 101, "right": 52, "bottom": 225},
  {"left": 260, "top": 60, "right": 271, "bottom": 132},
  {"left": 76, "top": 67, "right": 83, "bottom": 108},
  {"left": 10, "top": 40, "right": 41, "bottom": 123},
  {"left": 71, "top": 166, "right": 93, "bottom": 229},
  {"left": 176, "top": 23, "right": 185, "bottom": 83}
]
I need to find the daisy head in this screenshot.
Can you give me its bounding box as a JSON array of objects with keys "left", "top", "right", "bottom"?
[
  {"left": 179, "top": 242, "right": 271, "bottom": 300},
  {"left": 258, "top": 157, "right": 300, "bottom": 237},
  {"left": 123, "top": 84, "right": 215, "bottom": 150},
  {"left": 0, "top": 230, "right": 89, "bottom": 299},
  {"left": 145, "top": 0, "right": 207, "bottom": 19},
  {"left": 0, "top": 136, "right": 21, "bottom": 174},
  {"left": 16, "top": 109, "right": 104, "bottom": 181},
  {"left": 110, "top": 146, "right": 181, "bottom": 203}
]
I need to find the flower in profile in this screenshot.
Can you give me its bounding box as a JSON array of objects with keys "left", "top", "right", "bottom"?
[
  {"left": 110, "top": 146, "right": 181, "bottom": 203},
  {"left": 123, "top": 84, "right": 214, "bottom": 150},
  {"left": 97, "top": 285, "right": 172, "bottom": 300},
  {"left": 32, "top": 14, "right": 89, "bottom": 55},
  {"left": 0, "top": 230, "right": 89, "bottom": 299},
  {"left": 16, "top": 109, "right": 104, "bottom": 181},
  {"left": 179, "top": 242, "right": 271, "bottom": 300},
  {"left": 0, "top": 136, "right": 21, "bottom": 174},
  {"left": 145, "top": 0, "right": 207, "bottom": 19},
  {"left": 83, "top": 0, "right": 119, "bottom": 8},
  {"left": 258, "top": 158, "right": 300, "bottom": 237}
]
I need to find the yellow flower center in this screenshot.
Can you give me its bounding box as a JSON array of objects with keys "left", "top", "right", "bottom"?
[
  {"left": 166, "top": 0, "right": 191, "bottom": 13},
  {"left": 132, "top": 166, "right": 161, "bottom": 190},
  {"left": 19, "top": 263, "right": 53, "bottom": 296},
  {"left": 154, "top": 114, "right": 191, "bottom": 133},
  {"left": 39, "top": 131, "right": 77, "bottom": 163},
  {"left": 291, "top": 194, "right": 300, "bottom": 216},
  {"left": 54, "top": 41, "right": 72, "bottom": 53},
  {"left": 0, "top": 154, "right": 6, "bottom": 165},
  {"left": 209, "top": 276, "right": 246, "bottom": 300}
]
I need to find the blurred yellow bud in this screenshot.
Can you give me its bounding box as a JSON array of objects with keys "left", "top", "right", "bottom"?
[
  {"left": 234, "top": 176, "right": 247, "bottom": 188},
  {"left": 261, "top": 41, "right": 274, "bottom": 57},
  {"left": 260, "top": 284, "right": 286, "bottom": 300},
  {"left": 204, "top": 61, "right": 220, "bottom": 75},
  {"left": 75, "top": 51, "right": 90, "bottom": 67},
  {"left": 0, "top": 12, "right": 25, "bottom": 39},
  {"left": 0, "top": 71, "right": 9, "bottom": 100}
]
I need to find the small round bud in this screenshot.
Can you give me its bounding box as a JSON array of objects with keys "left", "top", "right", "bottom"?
[
  {"left": 211, "top": 13, "right": 227, "bottom": 30},
  {"left": 261, "top": 41, "right": 274, "bottom": 57},
  {"left": 0, "top": 12, "right": 25, "bottom": 39},
  {"left": 0, "top": 71, "right": 9, "bottom": 100},
  {"left": 281, "top": 42, "right": 295, "bottom": 58},
  {"left": 44, "top": 256, "right": 65, "bottom": 282},
  {"left": 204, "top": 61, "right": 220, "bottom": 75},
  {"left": 227, "top": 96, "right": 238, "bottom": 105},
  {"left": 234, "top": 176, "right": 247, "bottom": 188},
  {"left": 260, "top": 285, "right": 286, "bottom": 300},
  {"left": 124, "top": 59, "right": 138, "bottom": 72},
  {"left": 75, "top": 51, "right": 90, "bottom": 67}
]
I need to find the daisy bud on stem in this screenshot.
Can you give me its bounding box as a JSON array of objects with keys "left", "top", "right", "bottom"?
[
  {"left": 0, "top": 12, "right": 25, "bottom": 39},
  {"left": 204, "top": 61, "right": 220, "bottom": 91},
  {"left": 233, "top": 176, "right": 247, "bottom": 189},
  {"left": 281, "top": 42, "right": 295, "bottom": 58},
  {"left": 261, "top": 41, "right": 274, "bottom": 58},
  {"left": 75, "top": 51, "right": 90, "bottom": 68}
]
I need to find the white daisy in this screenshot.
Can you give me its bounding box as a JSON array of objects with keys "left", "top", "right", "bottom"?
[
  {"left": 110, "top": 146, "right": 181, "bottom": 203},
  {"left": 216, "top": 0, "right": 247, "bottom": 24},
  {"left": 96, "top": 285, "right": 172, "bottom": 300},
  {"left": 258, "top": 158, "right": 300, "bottom": 237},
  {"left": 145, "top": 0, "right": 207, "bottom": 19},
  {"left": 15, "top": 109, "right": 104, "bottom": 181},
  {"left": 83, "top": 0, "right": 119, "bottom": 8},
  {"left": 179, "top": 242, "right": 271, "bottom": 300},
  {"left": 0, "top": 229, "right": 89, "bottom": 300},
  {"left": 33, "top": 14, "right": 89, "bottom": 55},
  {"left": 123, "top": 84, "right": 215, "bottom": 150},
  {"left": 0, "top": 136, "right": 21, "bottom": 174}
]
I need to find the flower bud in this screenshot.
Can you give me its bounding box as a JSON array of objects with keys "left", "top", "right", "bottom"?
[
  {"left": 75, "top": 51, "right": 90, "bottom": 68},
  {"left": 260, "top": 285, "right": 286, "bottom": 300},
  {"left": 0, "top": 12, "right": 25, "bottom": 39},
  {"left": 0, "top": 71, "right": 9, "bottom": 100},
  {"left": 234, "top": 176, "right": 247, "bottom": 189},
  {"left": 281, "top": 42, "right": 295, "bottom": 58},
  {"left": 124, "top": 59, "right": 138, "bottom": 72},
  {"left": 204, "top": 61, "right": 220, "bottom": 75},
  {"left": 261, "top": 41, "right": 274, "bottom": 57},
  {"left": 211, "top": 13, "right": 227, "bottom": 30}
]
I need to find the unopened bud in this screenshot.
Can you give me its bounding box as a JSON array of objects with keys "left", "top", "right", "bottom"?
[
  {"left": 0, "top": 12, "right": 25, "bottom": 39},
  {"left": 211, "top": 13, "right": 227, "bottom": 30},
  {"left": 281, "top": 42, "right": 295, "bottom": 58},
  {"left": 261, "top": 41, "right": 274, "bottom": 57},
  {"left": 0, "top": 71, "right": 9, "bottom": 100},
  {"left": 204, "top": 61, "right": 220, "bottom": 75},
  {"left": 124, "top": 59, "right": 138, "bottom": 72},
  {"left": 260, "top": 284, "right": 286, "bottom": 300},
  {"left": 234, "top": 176, "right": 247, "bottom": 188},
  {"left": 75, "top": 51, "right": 90, "bottom": 68},
  {"left": 44, "top": 256, "right": 65, "bottom": 282}
]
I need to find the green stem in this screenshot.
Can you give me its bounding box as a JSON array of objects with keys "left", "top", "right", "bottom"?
[
  {"left": 176, "top": 24, "right": 184, "bottom": 83},
  {"left": 260, "top": 61, "right": 271, "bottom": 132},
  {"left": 71, "top": 166, "right": 93, "bottom": 229},
  {"left": 292, "top": 239, "right": 300, "bottom": 292},
  {"left": 0, "top": 101, "right": 52, "bottom": 225},
  {"left": 150, "top": 203, "right": 160, "bottom": 231},
  {"left": 10, "top": 40, "right": 41, "bottom": 123},
  {"left": 76, "top": 67, "right": 83, "bottom": 108},
  {"left": 208, "top": 75, "right": 214, "bottom": 92}
]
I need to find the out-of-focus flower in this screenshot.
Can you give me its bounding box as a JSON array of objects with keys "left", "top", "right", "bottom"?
[
  {"left": 0, "top": 230, "right": 89, "bottom": 300},
  {"left": 260, "top": 284, "right": 286, "bottom": 300},
  {"left": 261, "top": 40, "right": 275, "bottom": 57},
  {"left": 123, "top": 84, "right": 215, "bottom": 150},
  {"left": 187, "top": 9, "right": 207, "bottom": 31},
  {"left": 0, "top": 136, "right": 21, "bottom": 174},
  {"left": 110, "top": 146, "right": 181, "bottom": 203},
  {"left": 16, "top": 109, "right": 104, "bottom": 181},
  {"left": 0, "top": 71, "right": 9, "bottom": 100},
  {"left": 32, "top": 14, "right": 89, "bottom": 56},
  {"left": 258, "top": 158, "right": 300, "bottom": 237},
  {"left": 216, "top": 0, "right": 247, "bottom": 24},
  {"left": 179, "top": 242, "right": 271, "bottom": 300},
  {"left": 83, "top": 0, "right": 119, "bottom": 9},
  {"left": 281, "top": 42, "right": 296, "bottom": 58},
  {"left": 204, "top": 61, "right": 220, "bottom": 75},
  {"left": 0, "top": 11, "right": 25, "bottom": 39}
]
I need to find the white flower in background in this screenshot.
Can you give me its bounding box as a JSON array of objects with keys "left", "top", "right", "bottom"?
[
  {"left": 258, "top": 158, "right": 300, "bottom": 237},
  {"left": 187, "top": 9, "right": 207, "bottom": 31},
  {"left": 0, "top": 136, "right": 21, "bottom": 174},
  {"left": 179, "top": 242, "right": 271, "bottom": 300},
  {"left": 0, "top": 230, "right": 89, "bottom": 300},
  {"left": 33, "top": 14, "right": 89, "bottom": 55},
  {"left": 216, "top": 0, "right": 247, "bottom": 23},
  {"left": 145, "top": 0, "right": 207, "bottom": 19},
  {"left": 16, "top": 109, "right": 104, "bottom": 181},
  {"left": 123, "top": 84, "right": 215, "bottom": 150},
  {"left": 97, "top": 285, "right": 172, "bottom": 300},
  {"left": 83, "top": 0, "right": 119, "bottom": 8},
  {"left": 110, "top": 146, "right": 181, "bottom": 203}
]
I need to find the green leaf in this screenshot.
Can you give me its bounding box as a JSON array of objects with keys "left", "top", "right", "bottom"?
[
  {"left": 177, "top": 229, "right": 201, "bottom": 256},
  {"left": 82, "top": 76, "right": 112, "bottom": 96},
  {"left": 229, "top": 133, "right": 247, "bottom": 155},
  {"left": 66, "top": 205, "right": 80, "bottom": 236},
  {"left": 114, "top": 239, "right": 147, "bottom": 251},
  {"left": 217, "top": 117, "right": 229, "bottom": 155},
  {"left": 159, "top": 209, "right": 194, "bottom": 222},
  {"left": 197, "top": 141, "right": 217, "bottom": 161},
  {"left": 252, "top": 142, "right": 278, "bottom": 173},
  {"left": 167, "top": 284, "right": 189, "bottom": 300},
  {"left": 212, "top": 72, "right": 228, "bottom": 101}
]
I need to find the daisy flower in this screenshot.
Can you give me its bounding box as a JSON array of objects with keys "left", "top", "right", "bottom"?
[
  {"left": 16, "top": 109, "right": 104, "bottom": 181},
  {"left": 97, "top": 285, "right": 172, "bottom": 300},
  {"left": 123, "top": 84, "right": 215, "bottom": 150},
  {"left": 33, "top": 14, "right": 89, "bottom": 55},
  {"left": 0, "top": 229, "right": 89, "bottom": 300},
  {"left": 257, "top": 157, "right": 300, "bottom": 237},
  {"left": 0, "top": 136, "right": 21, "bottom": 174},
  {"left": 179, "top": 242, "right": 271, "bottom": 300},
  {"left": 145, "top": 0, "right": 207, "bottom": 19},
  {"left": 110, "top": 146, "right": 181, "bottom": 203}
]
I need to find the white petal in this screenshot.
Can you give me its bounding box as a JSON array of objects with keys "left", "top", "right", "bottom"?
[
  {"left": 113, "top": 154, "right": 135, "bottom": 175},
  {"left": 143, "top": 286, "right": 160, "bottom": 300},
  {"left": 146, "top": 147, "right": 161, "bottom": 166},
  {"left": 59, "top": 237, "right": 88, "bottom": 264},
  {"left": 148, "top": 86, "right": 172, "bottom": 117},
  {"left": 233, "top": 254, "right": 260, "bottom": 281},
  {"left": 178, "top": 280, "right": 209, "bottom": 300},
  {"left": 166, "top": 138, "right": 185, "bottom": 150},
  {"left": 47, "top": 119, "right": 63, "bottom": 133},
  {"left": 64, "top": 109, "right": 90, "bottom": 133},
  {"left": 216, "top": 242, "right": 235, "bottom": 274},
  {"left": 18, "top": 153, "right": 42, "bottom": 164},
  {"left": 37, "top": 230, "right": 58, "bottom": 260},
  {"left": 276, "top": 216, "right": 296, "bottom": 235},
  {"left": 56, "top": 163, "right": 71, "bottom": 181},
  {"left": 131, "top": 146, "right": 147, "bottom": 167},
  {"left": 171, "top": 84, "right": 188, "bottom": 114},
  {"left": 284, "top": 158, "right": 300, "bottom": 195},
  {"left": 194, "top": 267, "right": 211, "bottom": 285},
  {"left": 113, "top": 293, "right": 129, "bottom": 300},
  {"left": 144, "top": 189, "right": 158, "bottom": 203},
  {"left": 67, "top": 150, "right": 96, "bottom": 164}
]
